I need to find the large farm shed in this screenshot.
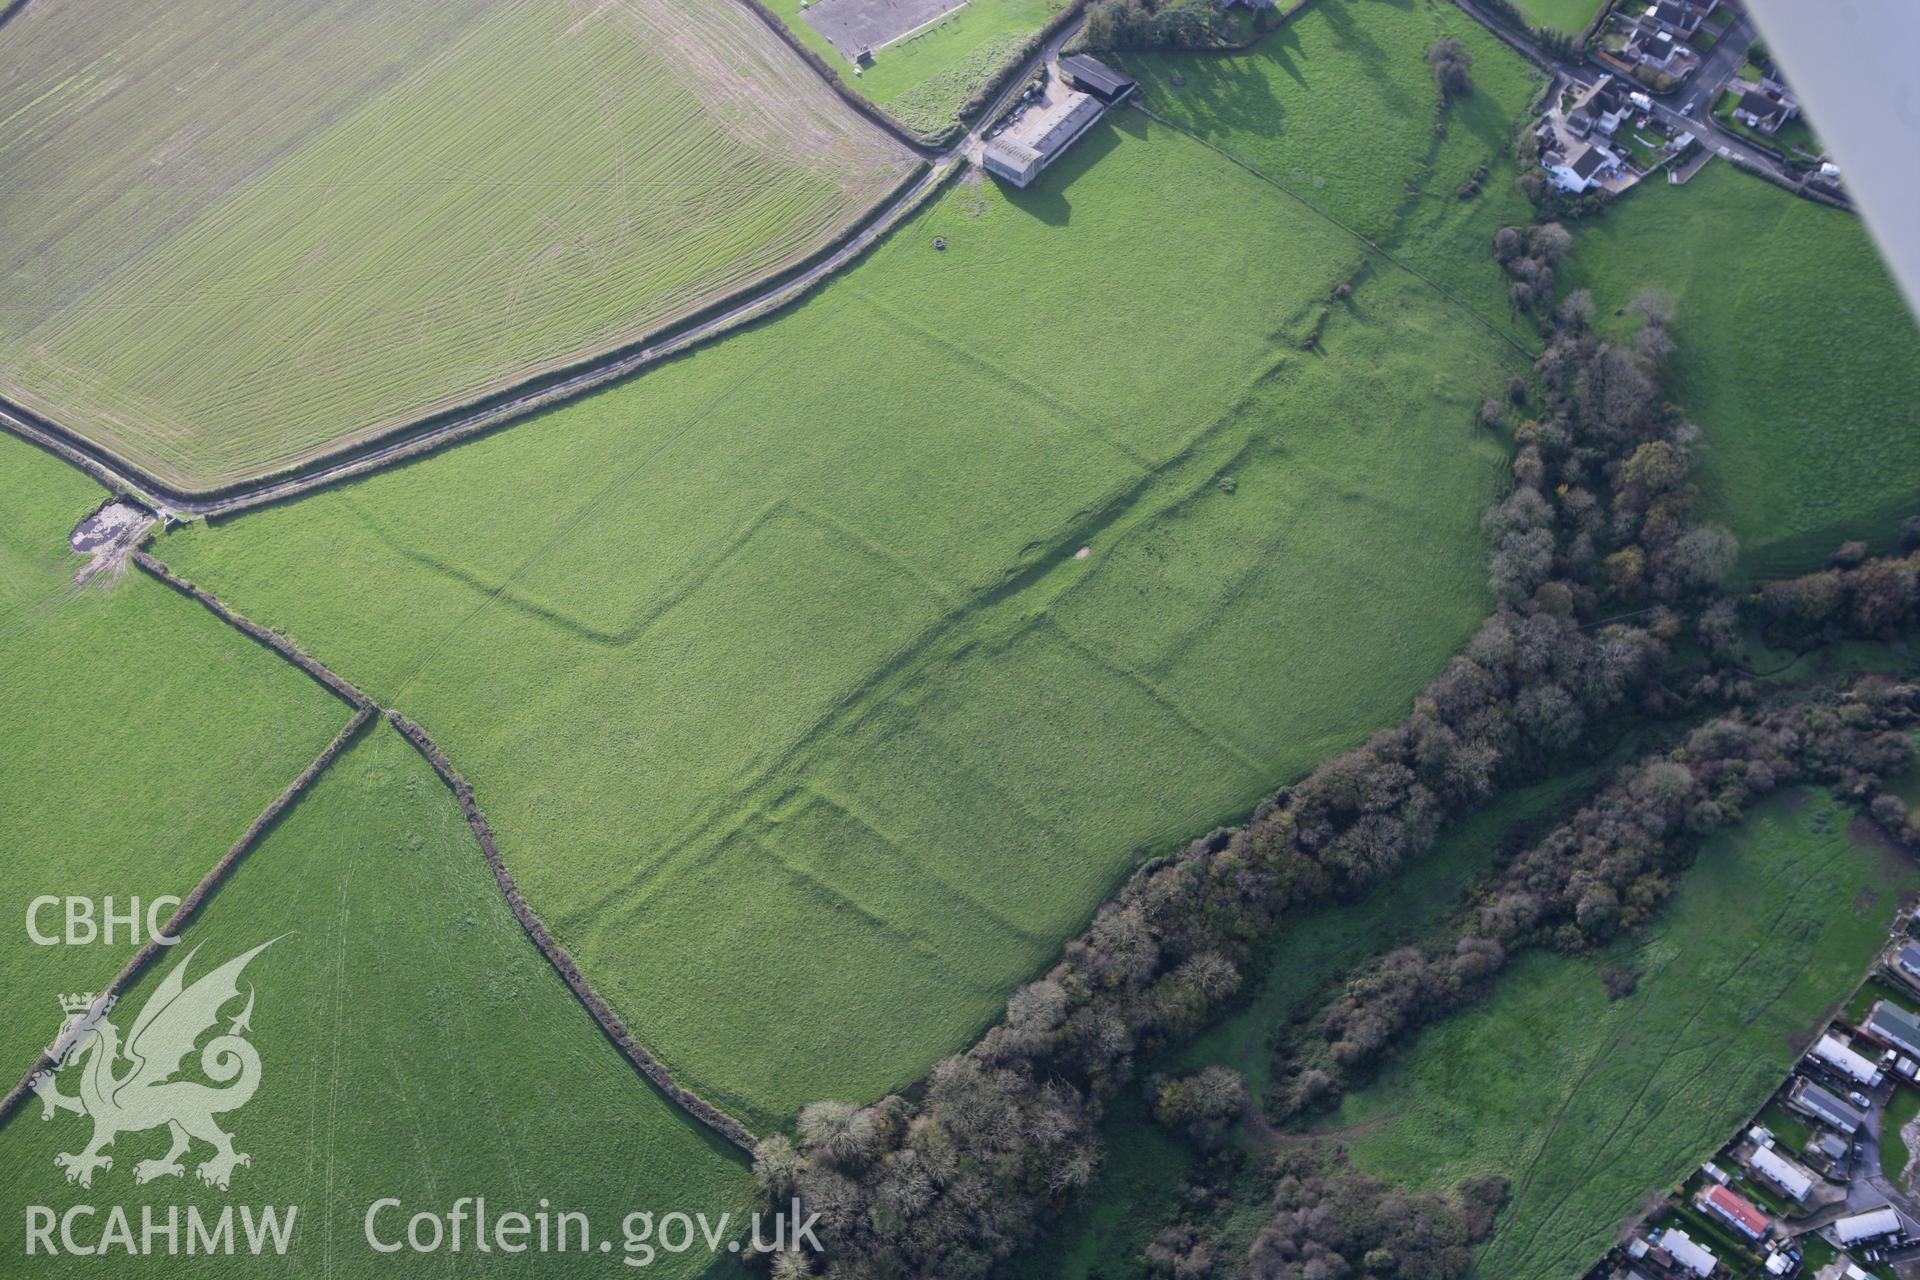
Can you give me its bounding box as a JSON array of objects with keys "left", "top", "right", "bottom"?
[{"left": 982, "top": 56, "right": 1137, "bottom": 189}]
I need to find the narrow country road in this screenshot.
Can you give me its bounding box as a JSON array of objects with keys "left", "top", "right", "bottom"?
[{"left": 0, "top": 13, "right": 1086, "bottom": 522}]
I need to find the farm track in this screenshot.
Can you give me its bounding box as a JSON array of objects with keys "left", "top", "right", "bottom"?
[{"left": 0, "top": 544, "right": 760, "bottom": 1154}]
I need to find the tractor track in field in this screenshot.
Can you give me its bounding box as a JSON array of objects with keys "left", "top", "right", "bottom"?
[
  {"left": 0, "top": 15, "right": 1084, "bottom": 524},
  {"left": 0, "top": 6, "right": 1087, "bottom": 1154},
  {"left": 0, "top": 544, "right": 760, "bottom": 1154}
]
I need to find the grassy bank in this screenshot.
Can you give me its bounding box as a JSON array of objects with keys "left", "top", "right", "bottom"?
[
  {"left": 157, "top": 111, "right": 1521, "bottom": 1130},
  {"left": 1562, "top": 161, "right": 1920, "bottom": 576},
  {"left": 1326, "top": 787, "right": 1915, "bottom": 1278}
]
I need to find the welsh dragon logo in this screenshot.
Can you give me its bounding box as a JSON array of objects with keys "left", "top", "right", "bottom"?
[{"left": 30, "top": 940, "right": 276, "bottom": 1191}]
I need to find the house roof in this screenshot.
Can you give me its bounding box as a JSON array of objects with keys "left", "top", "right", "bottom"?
[
  {"left": 1739, "top": 89, "right": 1785, "bottom": 121},
  {"left": 1751, "top": 1145, "right": 1814, "bottom": 1200},
  {"left": 1794, "top": 1079, "right": 1867, "bottom": 1130},
  {"left": 1704, "top": 1185, "right": 1770, "bottom": 1237},
  {"left": 1659, "top": 1228, "right": 1717, "bottom": 1278},
  {"left": 1835, "top": 1206, "right": 1901, "bottom": 1243},
  {"left": 1570, "top": 145, "right": 1611, "bottom": 178},
  {"left": 1872, "top": 1001, "right": 1920, "bottom": 1054},
  {"left": 1814, "top": 1032, "right": 1881, "bottom": 1084},
  {"left": 1899, "top": 941, "right": 1920, "bottom": 971},
  {"left": 1059, "top": 55, "right": 1136, "bottom": 102}
]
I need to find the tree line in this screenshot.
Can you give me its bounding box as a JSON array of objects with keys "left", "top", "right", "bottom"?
[{"left": 746, "top": 197, "right": 1773, "bottom": 1276}]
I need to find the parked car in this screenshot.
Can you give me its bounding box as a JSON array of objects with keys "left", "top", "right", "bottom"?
[{"left": 1851, "top": 1090, "right": 1874, "bottom": 1108}]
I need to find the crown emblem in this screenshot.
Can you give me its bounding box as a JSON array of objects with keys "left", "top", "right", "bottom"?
[{"left": 58, "top": 992, "right": 114, "bottom": 1017}]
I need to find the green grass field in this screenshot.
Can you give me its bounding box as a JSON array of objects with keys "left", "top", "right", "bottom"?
[
  {"left": 0, "top": 722, "right": 753, "bottom": 1276},
  {"left": 1117, "top": 0, "right": 1548, "bottom": 342},
  {"left": 1022, "top": 764, "right": 1613, "bottom": 1279},
  {"left": 0, "top": 432, "right": 345, "bottom": 1074},
  {"left": 0, "top": 0, "right": 913, "bottom": 493},
  {"left": 1322, "top": 788, "right": 1915, "bottom": 1279},
  {"left": 156, "top": 111, "right": 1521, "bottom": 1130},
  {"left": 1562, "top": 161, "right": 1920, "bottom": 576},
  {"left": 1508, "top": 0, "right": 1604, "bottom": 35},
  {"left": 1883, "top": 1086, "right": 1920, "bottom": 1192},
  {"left": 763, "top": 0, "right": 1060, "bottom": 140}
]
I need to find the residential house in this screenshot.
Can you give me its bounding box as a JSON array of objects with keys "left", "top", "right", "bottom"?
[
  {"left": 1656, "top": 1227, "right": 1719, "bottom": 1278},
  {"left": 1544, "top": 141, "right": 1620, "bottom": 193},
  {"left": 1868, "top": 1000, "right": 1920, "bottom": 1058},
  {"left": 1566, "top": 75, "right": 1629, "bottom": 138},
  {"left": 1642, "top": 0, "right": 1715, "bottom": 39},
  {"left": 1788, "top": 1079, "right": 1866, "bottom": 1133},
  {"left": 1834, "top": 1206, "right": 1902, "bottom": 1246},
  {"left": 1699, "top": 1185, "right": 1770, "bottom": 1240},
  {"left": 1893, "top": 940, "right": 1920, "bottom": 984},
  {"left": 1733, "top": 88, "right": 1799, "bottom": 135},
  {"left": 1810, "top": 1032, "right": 1883, "bottom": 1087},
  {"left": 1627, "top": 25, "right": 1688, "bottom": 73},
  {"left": 1749, "top": 1145, "right": 1816, "bottom": 1204}
]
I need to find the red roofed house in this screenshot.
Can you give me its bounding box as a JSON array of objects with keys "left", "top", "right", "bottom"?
[{"left": 1700, "top": 1184, "right": 1770, "bottom": 1240}]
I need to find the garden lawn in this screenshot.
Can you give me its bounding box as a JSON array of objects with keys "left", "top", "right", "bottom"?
[
  {"left": 0, "top": 0, "right": 913, "bottom": 493},
  {"left": 1562, "top": 161, "right": 1920, "bottom": 576},
  {"left": 158, "top": 113, "right": 1521, "bottom": 1130},
  {"left": 1882, "top": 1085, "right": 1920, "bottom": 1193},
  {"left": 766, "top": 0, "right": 1060, "bottom": 142},
  {"left": 0, "top": 722, "right": 754, "bottom": 1276},
  {"left": 1320, "top": 788, "right": 1916, "bottom": 1279},
  {"left": 0, "top": 432, "right": 344, "bottom": 1075},
  {"left": 1116, "top": 0, "right": 1548, "bottom": 341}
]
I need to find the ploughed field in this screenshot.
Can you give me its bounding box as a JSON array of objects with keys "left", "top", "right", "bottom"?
[
  {"left": 0, "top": 0, "right": 914, "bottom": 494},
  {"left": 156, "top": 106, "right": 1524, "bottom": 1131}
]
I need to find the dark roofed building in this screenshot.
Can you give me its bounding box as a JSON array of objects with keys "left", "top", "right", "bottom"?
[
  {"left": 1789, "top": 1078, "right": 1867, "bottom": 1133},
  {"left": 1738, "top": 89, "right": 1785, "bottom": 123},
  {"left": 1570, "top": 146, "right": 1609, "bottom": 179},
  {"left": 1897, "top": 940, "right": 1920, "bottom": 982},
  {"left": 1870, "top": 1000, "right": 1920, "bottom": 1057},
  {"left": 1060, "top": 55, "right": 1137, "bottom": 105}
]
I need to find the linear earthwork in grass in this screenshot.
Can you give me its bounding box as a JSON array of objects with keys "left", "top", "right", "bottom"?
[
  {"left": 0, "top": 0, "right": 915, "bottom": 493},
  {"left": 1116, "top": 0, "right": 1549, "bottom": 343},
  {"left": 155, "top": 106, "right": 1522, "bottom": 1131},
  {"left": 0, "top": 432, "right": 345, "bottom": 1075},
  {"left": 0, "top": 722, "right": 754, "bottom": 1276}
]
